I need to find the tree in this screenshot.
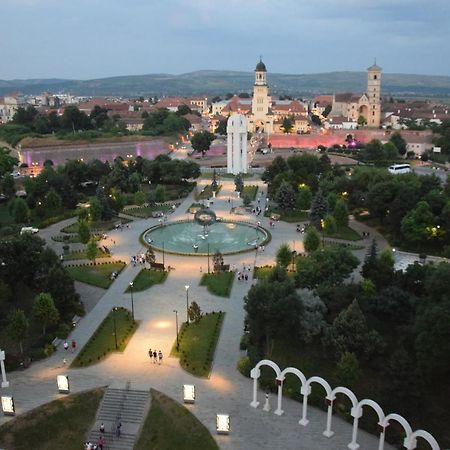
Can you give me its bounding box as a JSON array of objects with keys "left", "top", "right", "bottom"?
[
  {"left": 213, "top": 251, "right": 224, "bottom": 272},
  {"left": 361, "top": 238, "right": 378, "bottom": 279},
  {"left": 89, "top": 105, "right": 109, "bottom": 129},
  {"left": 134, "top": 190, "right": 147, "bottom": 206},
  {"left": 296, "top": 185, "right": 312, "bottom": 210},
  {"left": 275, "top": 181, "right": 296, "bottom": 210},
  {"left": 78, "top": 220, "right": 91, "bottom": 244},
  {"left": 390, "top": 132, "right": 407, "bottom": 156},
  {"left": 32, "top": 293, "right": 59, "bottom": 336},
  {"left": 7, "top": 309, "right": 29, "bottom": 356},
  {"left": 188, "top": 301, "right": 202, "bottom": 323},
  {"left": 95, "top": 186, "right": 113, "bottom": 220},
  {"left": 357, "top": 115, "right": 367, "bottom": 126},
  {"left": 12, "top": 198, "right": 30, "bottom": 223},
  {"left": 234, "top": 173, "right": 244, "bottom": 193},
  {"left": 89, "top": 198, "right": 102, "bottom": 221},
  {"left": 309, "top": 189, "right": 329, "bottom": 229},
  {"left": 86, "top": 238, "right": 98, "bottom": 264},
  {"left": 383, "top": 141, "right": 399, "bottom": 160},
  {"left": 44, "top": 188, "right": 62, "bottom": 211},
  {"left": 215, "top": 120, "right": 227, "bottom": 135},
  {"left": 311, "top": 114, "right": 321, "bottom": 126},
  {"left": 281, "top": 117, "right": 294, "bottom": 133},
  {"left": 276, "top": 244, "right": 292, "bottom": 268},
  {"left": 401, "top": 201, "right": 435, "bottom": 245},
  {"left": 0, "top": 147, "right": 19, "bottom": 178},
  {"left": 176, "top": 104, "right": 192, "bottom": 116},
  {"left": 2, "top": 174, "right": 16, "bottom": 198},
  {"left": 323, "top": 214, "right": 337, "bottom": 235},
  {"left": 333, "top": 352, "right": 361, "bottom": 387},
  {"left": 333, "top": 199, "right": 349, "bottom": 227},
  {"left": 191, "top": 131, "right": 215, "bottom": 156},
  {"left": 61, "top": 105, "right": 90, "bottom": 131},
  {"left": 304, "top": 227, "right": 321, "bottom": 253}
]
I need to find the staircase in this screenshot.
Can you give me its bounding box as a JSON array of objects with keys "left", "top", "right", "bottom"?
[{"left": 88, "top": 385, "right": 151, "bottom": 450}]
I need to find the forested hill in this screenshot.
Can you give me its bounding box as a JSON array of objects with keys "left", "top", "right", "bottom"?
[{"left": 1, "top": 70, "right": 450, "bottom": 97}]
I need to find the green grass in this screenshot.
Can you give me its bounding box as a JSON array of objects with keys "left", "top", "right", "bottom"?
[
  {"left": 61, "top": 217, "right": 131, "bottom": 233},
  {"left": 126, "top": 268, "right": 168, "bottom": 292},
  {"left": 135, "top": 389, "right": 218, "bottom": 450},
  {"left": 196, "top": 184, "right": 221, "bottom": 200},
  {"left": 200, "top": 271, "right": 235, "bottom": 297},
  {"left": 65, "top": 261, "right": 126, "bottom": 289},
  {"left": 71, "top": 307, "right": 137, "bottom": 367},
  {"left": 63, "top": 248, "right": 110, "bottom": 261},
  {"left": 242, "top": 185, "right": 258, "bottom": 200},
  {"left": 171, "top": 312, "right": 224, "bottom": 377},
  {"left": 325, "top": 225, "right": 361, "bottom": 241},
  {"left": 124, "top": 204, "right": 172, "bottom": 218},
  {"left": 52, "top": 234, "right": 82, "bottom": 243},
  {"left": 0, "top": 388, "right": 104, "bottom": 450},
  {"left": 265, "top": 207, "right": 309, "bottom": 223}
]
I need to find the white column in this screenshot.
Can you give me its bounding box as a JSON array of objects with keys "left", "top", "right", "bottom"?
[
  {"left": 250, "top": 368, "right": 260, "bottom": 408},
  {"left": 323, "top": 397, "right": 335, "bottom": 438},
  {"left": 274, "top": 376, "right": 284, "bottom": 416},
  {"left": 299, "top": 385, "right": 311, "bottom": 426},
  {"left": 348, "top": 406, "right": 362, "bottom": 449},
  {"left": 0, "top": 350, "right": 9, "bottom": 388},
  {"left": 378, "top": 426, "right": 386, "bottom": 450}
]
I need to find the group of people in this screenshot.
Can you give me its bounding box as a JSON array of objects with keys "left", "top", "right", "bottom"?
[
  {"left": 296, "top": 224, "right": 306, "bottom": 233},
  {"left": 63, "top": 340, "right": 77, "bottom": 352},
  {"left": 84, "top": 434, "right": 104, "bottom": 450},
  {"left": 251, "top": 205, "right": 263, "bottom": 215},
  {"left": 148, "top": 348, "right": 163, "bottom": 364},
  {"left": 131, "top": 253, "right": 146, "bottom": 266}
]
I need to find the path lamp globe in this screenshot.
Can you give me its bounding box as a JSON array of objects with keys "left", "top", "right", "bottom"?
[
  {"left": 129, "top": 282, "right": 135, "bottom": 321},
  {"left": 185, "top": 285, "right": 190, "bottom": 323}
]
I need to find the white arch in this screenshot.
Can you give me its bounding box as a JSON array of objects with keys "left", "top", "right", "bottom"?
[
  {"left": 407, "top": 430, "right": 440, "bottom": 450},
  {"left": 356, "top": 399, "right": 385, "bottom": 424},
  {"left": 253, "top": 359, "right": 281, "bottom": 377},
  {"left": 330, "top": 386, "right": 358, "bottom": 408},
  {"left": 280, "top": 367, "right": 307, "bottom": 387},
  {"left": 381, "top": 413, "right": 413, "bottom": 436},
  {"left": 305, "top": 375, "right": 332, "bottom": 397},
  {"left": 250, "top": 359, "right": 281, "bottom": 409}
]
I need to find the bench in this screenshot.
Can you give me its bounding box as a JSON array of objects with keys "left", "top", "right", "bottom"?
[
  {"left": 151, "top": 262, "right": 165, "bottom": 271},
  {"left": 52, "top": 337, "right": 62, "bottom": 348}
]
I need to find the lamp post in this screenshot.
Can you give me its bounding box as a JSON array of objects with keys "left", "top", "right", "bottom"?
[
  {"left": 162, "top": 241, "right": 165, "bottom": 268},
  {"left": 129, "top": 282, "right": 135, "bottom": 321},
  {"left": 185, "top": 285, "right": 190, "bottom": 323},
  {"left": 112, "top": 307, "right": 118, "bottom": 350},
  {"left": 320, "top": 218, "right": 325, "bottom": 247},
  {"left": 173, "top": 309, "right": 179, "bottom": 351},
  {"left": 207, "top": 243, "right": 210, "bottom": 274}
]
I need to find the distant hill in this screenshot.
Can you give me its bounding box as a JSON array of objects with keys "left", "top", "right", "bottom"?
[{"left": 1, "top": 70, "right": 450, "bottom": 98}]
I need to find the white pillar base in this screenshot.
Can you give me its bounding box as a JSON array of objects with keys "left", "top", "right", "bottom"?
[
  {"left": 299, "top": 418, "right": 309, "bottom": 426},
  {"left": 1, "top": 381, "right": 9, "bottom": 388},
  {"left": 348, "top": 443, "right": 360, "bottom": 450},
  {"left": 323, "top": 430, "right": 334, "bottom": 438},
  {"left": 274, "top": 408, "right": 284, "bottom": 416},
  {"left": 250, "top": 401, "right": 260, "bottom": 409}
]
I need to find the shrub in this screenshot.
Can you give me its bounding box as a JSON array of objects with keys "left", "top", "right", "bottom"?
[{"left": 237, "top": 356, "right": 252, "bottom": 377}]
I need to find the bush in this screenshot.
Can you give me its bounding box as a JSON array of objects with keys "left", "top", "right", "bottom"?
[
  {"left": 44, "top": 344, "right": 56, "bottom": 357},
  {"left": 56, "top": 323, "right": 71, "bottom": 339},
  {"left": 237, "top": 356, "right": 252, "bottom": 377}
]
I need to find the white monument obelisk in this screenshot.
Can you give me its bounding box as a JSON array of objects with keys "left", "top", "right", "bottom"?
[
  {"left": 227, "top": 114, "right": 248, "bottom": 175},
  {"left": 0, "top": 350, "right": 9, "bottom": 388}
]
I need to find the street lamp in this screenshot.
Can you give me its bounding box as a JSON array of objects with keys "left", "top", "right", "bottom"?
[
  {"left": 173, "top": 309, "right": 179, "bottom": 351},
  {"left": 185, "top": 285, "right": 190, "bottom": 323},
  {"left": 129, "top": 282, "right": 135, "bottom": 321},
  {"left": 112, "top": 307, "right": 118, "bottom": 350},
  {"left": 207, "top": 243, "right": 210, "bottom": 274}
]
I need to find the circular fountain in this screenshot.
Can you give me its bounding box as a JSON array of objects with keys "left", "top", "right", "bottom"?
[{"left": 143, "top": 207, "right": 269, "bottom": 255}]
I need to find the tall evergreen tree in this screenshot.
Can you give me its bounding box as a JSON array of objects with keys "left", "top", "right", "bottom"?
[{"left": 309, "top": 189, "right": 329, "bottom": 229}]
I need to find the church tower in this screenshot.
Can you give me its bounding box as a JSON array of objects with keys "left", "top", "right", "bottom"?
[
  {"left": 251, "top": 59, "right": 271, "bottom": 128},
  {"left": 367, "top": 62, "right": 382, "bottom": 127}
]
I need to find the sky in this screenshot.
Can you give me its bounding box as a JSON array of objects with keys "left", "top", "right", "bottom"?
[{"left": 2, "top": 0, "right": 450, "bottom": 80}]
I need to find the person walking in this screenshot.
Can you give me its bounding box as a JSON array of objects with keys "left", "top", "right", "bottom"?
[
  {"left": 148, "top": 348, "right": 152, "bottom": 361},
  {"left": 63, "top": 341, "right": 69, "bottom": 351},
  {"left": 153, "top": 350, "right": 157, "bottom": 364},
  {"left": 116, "top": 421, "right": 122, "bottom": 438},
  {"left": 97, "top": 434, "right": 105, "bottom": 450},
  {"left": 71, "top": 340, "right": 77, "bottom": 352},
  {"left": 99, "top": 423, "right": 105, "bottom": 434},
  {"left": 158, "top": 350, "right": 163, "bottom": 365}
]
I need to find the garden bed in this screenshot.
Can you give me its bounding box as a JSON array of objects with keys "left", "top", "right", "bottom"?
[
  {"left": 126, "top": 268, "right": 168, "bottom": 292},
  {"left": 200, "top": 271, "right": 235, "bottom": 297},
  {"left": 65, "top": 261, "right": 126, "bottom": 289}
]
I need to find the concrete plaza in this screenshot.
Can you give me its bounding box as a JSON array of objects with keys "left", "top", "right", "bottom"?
[{"left": 0, "top": 177, "right": 394, "bottom": 450}]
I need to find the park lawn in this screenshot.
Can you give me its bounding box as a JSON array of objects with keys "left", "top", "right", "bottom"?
[
  {"left": 126, "top": 268, "right": 168, "bottom": 292},
  {"left": 196, "top": 184, "right": 221, "bottom": 200},
  {"left": 71, "top": 307, "right": 137, "bottom": 367},
  {"left": 65, "top": 261, "right": 126, "bottom": 289},
  {"left": 61, "top": 217, "right": 131, "bottom": 233},
  {"left": 0, "top": 388, "right": 104, "bottom": 450},
  {"left": 325, "top": 225, "right": 361, "bottom": 241},
  {"left": 171, "top": 312, "right": 224, "bottom": 378},
  {"left": 124, "top": 204, "right": 172, "bottom": 218},
  {"left": 64, "top": 247, "right": 110, "bottom": 261},
  {"left": 242, "top": 185, "right": 258, "bottom": 200},
  {"left": 135, "top": 389, "right": 218, "bottom": 450},
  {"left": 266, "top": 207, "right": 309, "bottom": 223},
  {"left": 200, "top": 271, "right": 235, "bottom": 297}
]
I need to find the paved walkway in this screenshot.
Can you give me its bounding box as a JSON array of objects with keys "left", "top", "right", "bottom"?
[{"left": 0, "top": 179, "right": 394, "bottom": 450}]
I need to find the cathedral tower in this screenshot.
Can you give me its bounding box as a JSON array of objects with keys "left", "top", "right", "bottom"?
[
  {"left": 367, "top": 62, "right": 382, "bottom": 127},
  {"left": 251, "top": 59, "right": 271, "bottom": 128}
]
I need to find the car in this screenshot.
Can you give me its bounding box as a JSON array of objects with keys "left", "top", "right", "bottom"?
[
  {"left": 20, "top": 227, "right": 39, "bottom": 235},
  {"left": 256, "top": 148, "right": 269, "bottom": 154}
]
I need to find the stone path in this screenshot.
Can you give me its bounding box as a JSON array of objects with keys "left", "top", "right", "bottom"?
[{"left": 0, "top": 179, "right": 395, "bottom": 450}]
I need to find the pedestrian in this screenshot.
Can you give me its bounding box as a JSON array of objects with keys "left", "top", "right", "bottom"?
[
  {"left": 116, "top": 421, "right": 122, "bottom": 438},
  {"left": 99, "top": 423, "right": 105, "bottom": 434},
  {"left": 63, "top": 341, "right": 69, "bottom": 351},
  {"left": 97, "top": 435, "right": 105, "bottom": 450},
  {"left": 158, "top": 350, "right": 163, "bottom": 365},
  {"left": 153, "top": 350, "right": 157, "bottom": 363},
  {"left": 71, "top": 340, "right": 77, "bottom": 352},
  {"left": 148, "top": 348, "right": 152, "bottom": 360},
  {"left": 245, "top": 274, "right": 248, "bottom": 282},
  {"left": 63, "top": 358, "right": 67, "bottom": 365}
]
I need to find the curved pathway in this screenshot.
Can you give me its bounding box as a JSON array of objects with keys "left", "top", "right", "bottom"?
[{"left": 0, "top": 179, "right": 394, "bottom": 450}]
